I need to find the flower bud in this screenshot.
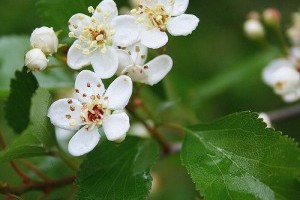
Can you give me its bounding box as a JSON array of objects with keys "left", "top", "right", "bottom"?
[
  {"left": 30, "top": 26, "right": 58, "bottom": 55},
  {"left": 25, "top": 48, "right": 48, "bottom": 71},
  {"left": 244, "top": 19, "right": 265, "bottom": 40},
  {"left": 287, "top": 13, "right": 300, "bottom": 46},
  {"left": 263, "top": 8, "right": 281, "bottom": 27}
]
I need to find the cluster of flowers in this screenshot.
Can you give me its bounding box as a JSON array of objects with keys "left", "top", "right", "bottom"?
[
  {"left": 263, "top": 12, "right": 300, "bottom": 103},
  {"left": 26, "top": 0, "right": 199, "bottom": 156}
]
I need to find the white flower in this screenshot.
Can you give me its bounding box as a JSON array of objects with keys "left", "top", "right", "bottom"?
[
  {"left": 25, "top": 48, "right": 48, "bottom": 71},
  {"left": 30, "top": 26, "right": 59, "bottom": 55},
  {"left": 243, "top": 19, "right": 265, "bottom": 40},
  {"left": 67, "top": 0, "right": 140, "bottom": 79},
  {"left": 131, "top": 0, "right": 199, "bottom": 49},
  {"left": 48, "top": 70, "right": 133, "bottom": 156},
  {"left": 116, "top": 42, "right": 172, "bottom": 85},
  {"left": 289, "top": 47, "right": 300, "bottom": 66}
]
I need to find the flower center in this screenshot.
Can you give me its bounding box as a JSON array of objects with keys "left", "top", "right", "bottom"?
[
  {"left": 133, "top": 4, "right": 170, "bottom": 31},
  {"left": 87, "top": 105, "right": 104, "bottom": 122}
]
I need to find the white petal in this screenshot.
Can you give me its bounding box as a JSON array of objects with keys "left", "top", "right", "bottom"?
[
  {"left": 262, "top": 59, "right": 293, "bottom": 86},
  {"left": 55, "top": 127, "right": 75, "bottom": 152},
  {"left": 167, "top": 14, "right": 199, "bottom": 36},
  {"left": 140, "top": 0, "right": 158, "bottom": 7},
  {"left": 103, "top": 112, "right": 129, "bottom": 142},
  {"left": 93, "top": 0, "right": 118, "bottom": 22},
  {"left": 112, "top": 15, "right": 140, "bottom": 47},
  {"left": 91, "top": 47, "right": 118, "bottom": 79},
  {"left": 140, "top": 28, "right": 168, "bottom": 49},
  {"left": 75, "top": 70, "right": 105, "bottom": 103},
  {"left": 67, "top": 40, "right": 91, "bottom": 70},
  {"left": 171, "top": 0, "right": 189, "bottom": 16},
  {"left": 144, "top": 55, "right": 173, "bottom": 85},
  {"left": 124, "top": 42, "right": 148, "bottom": 66},
  {"left": 68, "top": 127, "right": 101, "bottom": 156},
  {"left": 116, "top": 49, "right": 133, "bottom": 74},
  {"left": 68, "top": 13, "right": 91, "bottom": 36},
  {"left": 104, "top": 75, "right": 133, "bottom": 110},
  {"left": 48, "top": 99, "right": 82, "bottom": 131},
  {"left": 121, "top": 65, "right": 148, "bottom": 83}
]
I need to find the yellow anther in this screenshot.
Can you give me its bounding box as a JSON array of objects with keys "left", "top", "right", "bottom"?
[
  {"left": 68, "top": 32, "right": 75, "bottom": 38},
  {"left": 88, "top": 6, "right": 95, "bottom": 13},
  {"left": 83, "top": 49, "right": 90, "bottom": 55}
]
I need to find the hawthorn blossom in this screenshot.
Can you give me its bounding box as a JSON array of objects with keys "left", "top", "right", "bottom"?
[
  {"left": 263, "top": 59, "right": 300, "bottom": 102},
  {"left": 25, "top": 48, "right": 48, "bottom": 71},
  {"left": 67, "top": 0, "right": 140, "bottom": 78},
  {"left": 131, "top": 0, "right": 199, "bottom": 49},
  {"left": 30, "top": 26, "right": 59, "bottom": 55},
  {"left": 116, "top": 42, "right": 172, "bottom": 85},
  {"left": 48, "top": 70, "right": 133, "bottom": 156}
]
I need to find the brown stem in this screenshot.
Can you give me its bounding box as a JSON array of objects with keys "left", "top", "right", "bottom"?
[
  {"left": 10, "top": 161, "right": 31, "bottom": 185},
  {"left": 267, "top": 104, "right": 300, "bottom": 123},
  {"left": 0, "top": 176, "right": 75, "bottom": 196},
  {"left": 19, "top": 160, "right": 51, "bottom": 182},
  {"left": 128, "top": 106, "right": 171, "bottom": 154},
  {"left": 0, "top": 129, "right": 6, "bottom": 150}
]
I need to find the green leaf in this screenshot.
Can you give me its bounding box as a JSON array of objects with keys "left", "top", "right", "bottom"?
[
  {"left": 77, "top": 137, "right": 159, "bottom": 200},
  {"left": 181, "top": 112, "right": 300, "bottom": 200},
  {"left": 36, "top": 0, "right": 100, "bottom": 39},
  {"left": 0, "top": 88, "right": 55, "bottom": 162},
  {"left": 0, "top": 36, "right": 30, "bottom": 93},
  {"left": 5, "top": 67, "right": 38, "bottom": 134}
]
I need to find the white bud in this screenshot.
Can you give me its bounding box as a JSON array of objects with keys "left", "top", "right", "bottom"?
[
  {"left": 270, "top": 66, "right": 300, "bottom": 95},
  {"left": 258, "top": 113, "right": 272, "bottom": 128},
  {"left": 30, "top": 26, "right": 59, "bottom": 55},
  {"left": 243, "top": 19, "right": 265, "bottom": 40},
  {"left": 289, "top": 47, "right": 300, "bottom": 65},
  {"left": 25, "top": 48, "right": 48, "bottom": 71},
  {"left": 282, "top": 90, "right": 300, "bottom": 103}
]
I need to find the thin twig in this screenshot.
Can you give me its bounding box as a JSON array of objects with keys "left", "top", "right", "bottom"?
[
  {"left": 0, "top": 129, "right": 6, "bottom": 150},
  {"left": 10, "top": 161, "right": 31, "bottom": 185},
  {"left": 267, "top": 104, "right": 300, "bottom": 123},
  {"left": 19, "top": 160, "right": 51, "bottom": 182},
  {"left": 0, "top": 176, "right": 75, "bottom": 196}
]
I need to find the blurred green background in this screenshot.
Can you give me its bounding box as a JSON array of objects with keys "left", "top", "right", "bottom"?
[{"left": 0, "top": 0, "right": 299, "bottom": 199}]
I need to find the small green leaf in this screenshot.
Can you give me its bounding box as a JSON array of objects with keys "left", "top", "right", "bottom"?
[
  {"left": 181, "top": 112, "right": 300, "bottom": 200},
  {"left": 0, "top": 88, "right": 55, "bottom": 162},
  {"left": 77, "top": 137, "right": 159, "bottom": 200},
  {"left": 5, "top": 67, "right": 38, "bottom": 134}
]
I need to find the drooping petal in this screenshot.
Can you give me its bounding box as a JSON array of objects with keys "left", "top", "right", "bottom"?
[
  {"left": 111, "top": 15, "right": 140, "bottom": 47},
  {"left": 93, "top": 0, "right": 118, "bottom": 22},
  {"left": 68, "top": 13, "right": 91, "bottom": 36},
  {"left": 171, "top": 0, "right": 189, "bottom": 16},
  {"left": 48, "top": 99, "right": 82, "bottom": 131},
  {"left": 91, "top": 47, "right": 118, "bottom": 79},
  {"left": 55, "top": 127, "right": 75, "bottom": 152},
  {"left": 140, "top": 28, "right": 168, "bottom": 49},
  {"left": 167, "top": 14, "right": 199, "bottom": 36},
  {"left": 104, "top": 75, "right": 133, "bottom": 110},
  {"left": 67, "top": 40, "right": 91, "bottom": 70},
  {"left": 68, "top": 127, "right": 101, "bottom": 156},
  {"left": 125, "top": 42, "right": 148, "bottom": 66},
  {"left": 75, "top": 70, "right": 105, "bottom": 103},
  {"left": 116, "top": 49, "right": 133, "bottom": 74},
  {"left": 144, "top": 55, "right": 173, "bottom": 85},
  {"left": 102, "top": 112, "right": 129, "bottom": 142}
]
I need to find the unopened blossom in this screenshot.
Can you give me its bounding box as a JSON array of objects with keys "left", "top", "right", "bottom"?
[
  {"left": 25, "top": 48, "right": 48, "bottom": 71},
  {"left": 258, "top": 113, "right": 272, "bottom": 128},
  {"left": 30, "top": 26, "right": 59, "bottom": 55},
  {"left": 116, "top": 42, "right": 172, "bottom": 85},
  {"left": 48, "top": 70, "right": 133, "bottom": 156},
  {"left": 67, "top": 0, "right": 140, "bottom": 78},
  {"left": 287, "top": 13, "right": 300, "bottom": 45},
  {"left": 131, "top": 0, "right": 199, "bottom": 49},
  {"left": 243, "top": 19, "right": 265, "bottom": 40}
]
